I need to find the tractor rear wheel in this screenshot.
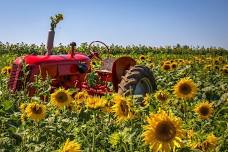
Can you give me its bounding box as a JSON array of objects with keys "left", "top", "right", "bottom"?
[{"left": 118, "top": 65, "right": 157, "bottom": 96}]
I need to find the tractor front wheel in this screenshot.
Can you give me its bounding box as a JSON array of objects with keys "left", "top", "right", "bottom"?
[{"left": 118, "top": 65, "right": 157, "bottom": 96}]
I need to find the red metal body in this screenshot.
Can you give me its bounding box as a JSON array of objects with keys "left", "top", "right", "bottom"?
[
  {"left": 16, "top": 53, "right": 90, "bottom": 64},
  {"left": 8, "top": 51, "right": 136, "bottom": 96}
]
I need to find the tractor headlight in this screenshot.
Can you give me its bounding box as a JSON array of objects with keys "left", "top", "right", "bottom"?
[{"left": 77, "top": 62, "right": 88, "bottom": 73}]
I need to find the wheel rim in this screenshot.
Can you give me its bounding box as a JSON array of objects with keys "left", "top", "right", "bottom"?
[{"left": 134, "top": 77, "right": 153, "bottom": 96}]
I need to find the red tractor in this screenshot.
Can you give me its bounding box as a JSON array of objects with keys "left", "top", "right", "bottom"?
[{"left": 8, "top": 15, "right": 157, "bottom": 97}]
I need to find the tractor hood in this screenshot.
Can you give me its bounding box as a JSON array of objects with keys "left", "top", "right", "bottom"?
[{"left": 14, "top": 53, "right": 90, "bottom": 65}]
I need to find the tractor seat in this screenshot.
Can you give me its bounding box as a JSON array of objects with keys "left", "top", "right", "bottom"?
[{"left": 95, "top": 58, "right": 116, "bottom": 74}]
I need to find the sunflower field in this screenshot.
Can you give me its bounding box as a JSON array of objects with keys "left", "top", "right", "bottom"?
[{"left": 0, "top": 42, "right": 228, "bottom": 152}]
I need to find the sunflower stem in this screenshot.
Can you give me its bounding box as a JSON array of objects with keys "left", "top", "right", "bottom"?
[
  {"left": 92, "top": 111, "right": 96, "bottom": 152},
  {"left": 183, "top": 100, "right": 188, "bottom": 121},
  {"left": 121, "top": 142, "right": 128, "bottom": 152}
]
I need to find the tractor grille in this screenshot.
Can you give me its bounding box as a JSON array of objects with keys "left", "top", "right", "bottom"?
[{"left": 8, "top": 64, "right": 23, "bottom": 91}]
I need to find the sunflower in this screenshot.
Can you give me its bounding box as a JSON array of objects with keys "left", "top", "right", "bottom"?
[
  {"left": 178, "top": 59, "right": 184, "bottom": 63},
  {"left": 140, "top": 55, "right": 146, "bottom": 61},
  {"left": 194, "top": 101, "right": 213, "bottom": 120},
  {"left": 85, "top": 96, "right": 106, "bottom": 109},
  {"left": 148, "top": 58, "right": 154, "bottom": 63},
  {"left": 205, "top": 133, "right": 218, "bottom": 148},
  {"left": 171, "top": 62, "right": 178, "bottom": 69},
  {"left": 1, "top": 66, "right": 11, "bottom": 75},
  {"left": 162, "top": 64, "right": 171, "bottom": 71},
  {"left": 213, "top": 59, "right": 221, "bottom": 65},
  {"left": 173, "top": 78, "right": 197, "bottom": 100},
  {"left": 51, "top": 88, "right": 73, "bottom": 108},
  {"left": 223, "top": 64, "right": 228, "bottom": 69},
  {"left": 112, "top": 94, "right": 133, "bottom": 122},
  {"left": 60, "top": 139, "right": 81, "bottom": 152},
  {"left": 91, "top": 61, "right": 100, "bottom": 70},
  {"left": 109, "top": 132, "right": 121, "bottom": 147},
  {"left": 143, "top": 111, "right": 184, "bottom": 152},
  {"left": 196, "top": 134, "right": 218, "bottom": 151},
  {"left": 154, "top": 90, "right": 169, "bottom": 103},
  {"left": 25, "top": 103, "right": 46, "bottom": 122},
  {"left": 217, "top": 56, "right": 224, "bottom": 62},
  {"left": 74, "top": 90, "right": 89, "bottom": 105},
  {"left": 221, "top": 67, "right": 228, "bottom": 75},
  {"left": 213, "top": 65, "right": 220, "bottom": 71},
  {"left": 204, "top": 65, "right": 213, "bottom": 71},
  {"left": 148, "top": 63, "right": 154, "bottom": 68}
]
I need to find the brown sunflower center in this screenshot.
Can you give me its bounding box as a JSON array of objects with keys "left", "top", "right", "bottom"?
[
  {"left": 179, "top": 83, "right": 192, "bottom": 95},
  {"left": 214, "top": 60, "right": 219, "bottom": 64},
  {"left": 140, "top": 56, "right": 145, "bottom": 60},
  {"left": 155, "top": 121, "right": 176, "bottom": 142},
  {"left": 163, "top": 64, "right": 171, "bottom": 70},
  {"left": 172, "top": 64, "right": 177, "bottom": 68},
  {"left": 32, "top": 105, "right": 43, "bottom": 114},
  {"left": 214, "top": 66, "right": 219, "bottom": 70},
  {"left": 120, "top": 101, "right": 129, "bottom": 116},
  {"left": 199, "top": 106, "right": 209, "bottom": 116},
  {"left": 56, "top": 92, "right": 68, "bottom": 103},
  {"left": 224, "top": 69, "right": 228, "bottom": 74}
]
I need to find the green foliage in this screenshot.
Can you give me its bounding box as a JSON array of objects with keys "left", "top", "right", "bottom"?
[{"left": 50, "top": 13, "right": 64, "bottom": 31}]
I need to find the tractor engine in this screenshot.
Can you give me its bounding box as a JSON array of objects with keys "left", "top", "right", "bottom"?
[{"left": 8, "top": 52, "right": 91, "bottom": 95}]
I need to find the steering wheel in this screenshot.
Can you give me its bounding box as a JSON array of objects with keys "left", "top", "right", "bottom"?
[{"left": 88, "top": 41, "right": 110, "bottom": 60}]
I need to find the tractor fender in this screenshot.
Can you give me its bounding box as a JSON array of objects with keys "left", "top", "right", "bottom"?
[{"left": 111, "top": 56, "right": 136, "bottom": 92}]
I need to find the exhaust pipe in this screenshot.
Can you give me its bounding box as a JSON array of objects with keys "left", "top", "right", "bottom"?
[
  {"left": 47, "top": 30, "right": 55, "bottom": 55},
  {"left": 70, "top": 42, "right": 76, "bottom": 58}
]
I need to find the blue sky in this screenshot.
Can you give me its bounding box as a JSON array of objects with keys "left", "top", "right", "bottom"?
[{"left": 0, "top": 0, "right": 228, "bottom": 48}]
